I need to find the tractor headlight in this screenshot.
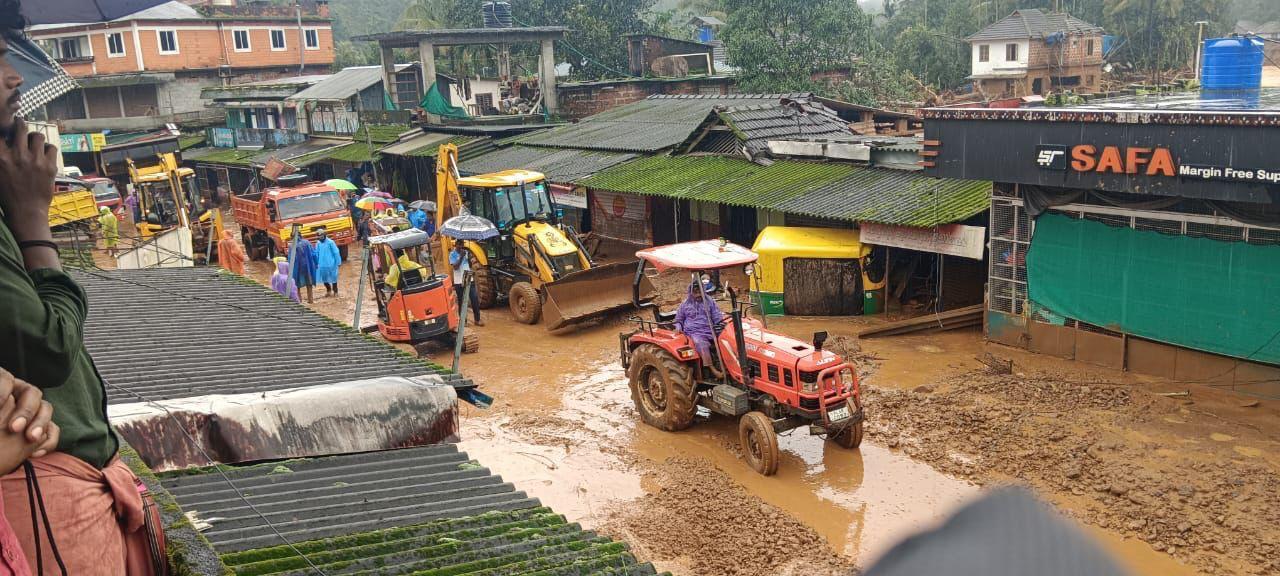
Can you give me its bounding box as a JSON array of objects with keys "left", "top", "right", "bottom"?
[
  {"left": 840, "top": 369, "right": 854, "bottom": 392},
  {"left": 677, "top": 347, "right": 698, "bottom": 360},
  {"left": 802, "top": 380, "right": 819, "bottom": 394}
]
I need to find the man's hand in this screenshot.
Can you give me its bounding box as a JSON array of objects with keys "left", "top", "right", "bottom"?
[
  {"left": 0, "top": 369, "right": 58, "bottom": 457},
  {"left": 0, "top": 119, "right": 59, "bottom": 236}
]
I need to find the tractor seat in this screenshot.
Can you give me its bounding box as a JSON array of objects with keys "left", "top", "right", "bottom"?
[{"left": 654, "top": 309, "right": 676, "bottom": 324}]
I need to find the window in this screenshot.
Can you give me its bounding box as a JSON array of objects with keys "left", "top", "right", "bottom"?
[
  {"left": 58, "top": 37, "right": 84, "bottom": 59},
  {"left": 766, "top": 364, "right": 779, "bottom": 383},
  {"left": 106, "top": 32, "right": 125, "bottom": 57},
  {"left": 978, "top": 44, "right": 989, "bottom": 63},
  {"left": 277, "top": 191, "right": 344, "bottom": 220},
  {"left": 1086, "top": 38, "right": 1095, "bottom": 56},
  {"left": 233, "top": 29, "right": 250, "bottom": 52},
  {"left": 1005, "top": 43, "right": 1019, "bottom": 61},
  {"left": 304, "top": 29, "right": 319, "bottom": 49},
  {"left": 270, "top": 29, "right": 286, "bottom": 51},
  {"left": 157, "top": 30, "right": 178, "bottom": 54}
]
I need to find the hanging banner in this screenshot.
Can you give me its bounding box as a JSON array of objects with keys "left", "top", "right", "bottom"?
[
  {"left": 860, "top": 222, "right": 986, "bottom": 260},
  {"left": 209, "top": 127, "right": 237, "bottom": 148},
  {"left": 59, "top": 133, "right": 90, "bottom": 153},
  {"left": 549, "top": 184, "right": 587, "bottom": 209}
]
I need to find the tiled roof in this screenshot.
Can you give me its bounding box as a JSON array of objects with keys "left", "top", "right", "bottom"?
[
  {"left": 460, "top": 145, "right": 636, "bottom": 182},
  {"left": 516, "top": 94, "right": 805, "bottom": 153},
  {"left": 76, "top": 268, "right": 476, "bottom": 404},
  {"left": 579, "top": 155, "right": 990, "bottom": 227},
  {"left": 717, "top": 99, "right": 854, "bottom": 157},
  {"left": 968, "top": 9, "right": 1103, "bottom": 41},
  {"left": 162, "top": 445, "right": 663, "bottom": 575}
]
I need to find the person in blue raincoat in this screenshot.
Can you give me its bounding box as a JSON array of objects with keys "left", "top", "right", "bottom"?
[
  {"left": 674, "top": 280, "right": 723, "bottom": 377},
  {"left": 314, "top": 226, "right": 342, "bottom": 297},
  {"left": 289, "top": 223, "right": 318, "bottom": 304},
  {"left": 408, "top": 207, "right": 428, "bottom": 231}
]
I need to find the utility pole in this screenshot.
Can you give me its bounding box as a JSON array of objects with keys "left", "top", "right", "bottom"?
[
  {"left": 296, "top": 1, "right": 305, "bottom": 73},
  {"left": 1193, "top": 20, "right": 1209, "bottom": 82}
]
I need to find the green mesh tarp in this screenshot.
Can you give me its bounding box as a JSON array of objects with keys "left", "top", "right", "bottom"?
[
  {"left": 1027, "top": 213, "right": 1280, "bottom": 364},
  {"left": 421, "top": 82, "right": 469, "bottom": 119}
]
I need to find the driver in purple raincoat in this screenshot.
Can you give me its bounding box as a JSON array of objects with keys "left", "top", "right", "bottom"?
[{"left": 674, "top": 281, "right": 723, "bottom": 371}]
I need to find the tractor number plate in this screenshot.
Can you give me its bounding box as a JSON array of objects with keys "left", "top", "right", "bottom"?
[{"left": 828, "top": 406, "right": 852, "bottom": 422}]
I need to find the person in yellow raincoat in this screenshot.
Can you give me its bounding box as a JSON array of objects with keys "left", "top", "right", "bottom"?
[{"left": 98, "top": 206, "right": 118, "bottom": 258}]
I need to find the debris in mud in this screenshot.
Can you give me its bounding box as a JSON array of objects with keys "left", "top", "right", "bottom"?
[
  {"left": 606, "top": 457, "right": 856, "bottom": 576},
  {"left": 862, "top": 370, "right": 1280, "bottom": 576}
]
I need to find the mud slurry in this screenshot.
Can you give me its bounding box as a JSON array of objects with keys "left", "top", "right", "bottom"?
[
  {"left": 609, "top": 457, "right": 853, "bottom": 576},
  {"left": 864, "top": 369, "right": 1280, "bottom": 576}
]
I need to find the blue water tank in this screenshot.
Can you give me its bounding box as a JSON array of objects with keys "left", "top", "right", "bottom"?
[{"left": 1201, "top": 36, "right": 1264, "bottom": 90}]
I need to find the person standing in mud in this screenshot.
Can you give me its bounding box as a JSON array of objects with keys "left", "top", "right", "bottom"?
[
  {"left": 450, "top": 240, "right": 483, "bottom": 326},
  {"left": 289, "top": 223, "right": 317, "bottom": 304},
  {"left": 313, "top": 226, "right": 341, "bottom": 297}
]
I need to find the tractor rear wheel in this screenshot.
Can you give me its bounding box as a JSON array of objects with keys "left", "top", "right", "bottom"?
[
  {"left": 627, "top": 344, "right": 697, "bottom": 431},
  {"left": 471, "top": 257, "right": 496, "bottom": 309},
  {"left": 509, "top": 282, "right": 542, "bottom": 324},
  {"left": 739, "top": 411, "right": 779, "bottom": 476},
  {"left": 830, "top": 420, "right": 864, "bottom": 449}
]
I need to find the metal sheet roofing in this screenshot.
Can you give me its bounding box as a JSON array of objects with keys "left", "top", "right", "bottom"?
[
  {"left": 378, "top": 131, "right": 458, "bottom": 156},
  {"left": 967, "top": 8, "right": 1103, "bottom": 41},
  {"left": 287, "top": 65, "right": 409, "bottom": 102},
  {"left": 161, "top": 445, "right": 662, "bottom": 574},
  {"left": 517, "top": 94, "right": 804, "bottom": 153},
  {"left": 76, "top": 268, "right": 475, "bottom": 404},
  {"left": 779, "top": 166, "right": 992, "bottom": 227},
  {"left": 579, "top": 155, "right": 990, "bottom": 227},
  {"left": 182, "top": 146, "right": 258, "bottom": 166},
  {"left": 718, "top": 100, "right": 854, "bottom": 157},
  {"left": 249, "top": 139, "right": 348, "bottom": 166},
  {"left": 460, "top": 145, "right": 636, "bottom": 182}
]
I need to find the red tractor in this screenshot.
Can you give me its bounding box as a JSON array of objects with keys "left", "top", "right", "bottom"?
[{"left": 620, "top": 240, "right": 864, "bottom": 476}]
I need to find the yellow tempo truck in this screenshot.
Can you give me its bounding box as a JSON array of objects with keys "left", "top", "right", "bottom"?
[{"left": 49, "top": 177, "right": 100, "bottom": 229}]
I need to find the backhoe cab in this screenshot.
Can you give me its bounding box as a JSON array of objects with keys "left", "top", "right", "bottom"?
[
  {"left": 366, "top": 228, "right": 478, "bottom": 354},
  {"left": 620, "top": 240, "right": 864, "bottom": 476},
  {"left": 434, "top": 144, "right": 646, "bottom": 329}
]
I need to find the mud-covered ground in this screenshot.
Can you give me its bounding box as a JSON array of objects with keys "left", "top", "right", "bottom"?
[
  {"left": 865, "top": 367, "right": 1280, "bottom": 575},
  {"left": 193, "top": 221, "right": 1280, "bottom": 576}
]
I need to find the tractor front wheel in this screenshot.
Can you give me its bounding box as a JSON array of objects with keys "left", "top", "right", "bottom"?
[
  {"left": 509, "top": 282, "right": 542, "bottom": 324},
  {"left": 739, "top": 411, "right": 779, "bottom": 476},
  {"left": 830, "top": 420, "right": 864, "bottom": 449},
  {"left": 627, "top": 344, "right": 697, "bottom": 431}
]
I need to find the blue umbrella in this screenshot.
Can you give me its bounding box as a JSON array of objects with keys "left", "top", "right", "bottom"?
[{"left": 439, "top": 211, "right": 498, "bottom": 241}]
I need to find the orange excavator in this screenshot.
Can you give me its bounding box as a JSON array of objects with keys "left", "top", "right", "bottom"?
[{"left": 365, "top": 227, "right": 479, "bottom": 354}]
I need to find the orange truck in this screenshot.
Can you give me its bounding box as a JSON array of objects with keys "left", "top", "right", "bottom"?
[{"left": 231, "top": 175, "right": 355, "bottom": 261}]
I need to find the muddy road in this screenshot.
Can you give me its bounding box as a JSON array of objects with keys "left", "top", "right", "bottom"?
[{"left": 226, "top": 238, "right": 1276, "bottom": 575}]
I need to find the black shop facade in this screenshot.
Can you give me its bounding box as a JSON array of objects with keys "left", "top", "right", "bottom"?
[{"left": 923, "top": 103, "right": 1280, "bottom": 398}]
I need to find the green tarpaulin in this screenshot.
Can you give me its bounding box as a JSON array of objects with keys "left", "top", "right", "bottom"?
[
  {"left": 1028, "top": 213, "right": 1280, "bottom": 364},
  {"left": 421, "top": 82, "right": 469, "bottom": 119}
]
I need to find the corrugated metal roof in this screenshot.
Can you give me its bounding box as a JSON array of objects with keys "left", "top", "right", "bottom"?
[
  {"left": 460, "top": 145, "right": 636, "bottom": 182},
  {"left": 182, "top": 147, "right": 259, "bottom": 166},
  {"left": 76, "top": 268, "right": 475, "bottom": 404},
  {"left": 162, "top": 445, "right": 662, "bottom": 575},
  {"left": 249, "top": 139, "right": 348, "bottom": 166},
  {"left": 967, "top": 9, "right": 1103, "bottom": 41},
  {"left": 378, "top": 132, "right": 458, "bottom": 156},
  {"left": 580, "top": 155, "right": 990, "bottom": 227},
  {"left": 718, "top": 100, "right": 854, "bottom": 157},
  {"left": 288, "top": 66, "right": 409, "bottom": 102},
  {"left": 779, "top": 167, "right": 992, "bottom": 227},
  {"left": 517, "top": 94, "right": 804, "bottom": 153}
]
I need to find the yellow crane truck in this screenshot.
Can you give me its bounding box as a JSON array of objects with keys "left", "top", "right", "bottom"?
[{"left": 434, "top": 143, "right": 650, "bottom": 329}]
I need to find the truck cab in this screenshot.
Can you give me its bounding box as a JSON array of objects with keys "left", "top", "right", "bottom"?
[{"left": 232, "top": 177, "right": 355, "bottom": 260}]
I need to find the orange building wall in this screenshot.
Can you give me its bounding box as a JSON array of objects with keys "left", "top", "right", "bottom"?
[{"left": 33, "top": 21, "right": 333, "bottom": 78}]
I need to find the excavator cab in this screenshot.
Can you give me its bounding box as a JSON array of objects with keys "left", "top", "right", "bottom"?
[
  {"left": 367, "top": 228, "right": 478, "bottom": 353},
  {"left": 434, "top": 143, "right": 649, "bottom": 329}
]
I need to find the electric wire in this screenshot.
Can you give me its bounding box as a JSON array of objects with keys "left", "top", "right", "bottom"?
[{"left": 104, "top": 380, "right": 329, "bottom": 576}]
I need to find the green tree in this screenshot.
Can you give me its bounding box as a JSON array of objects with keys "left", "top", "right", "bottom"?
[
  {"left": 513, "top": 0, "right": 658, "bottom": 79},
  {"left": 720, "top": 0, "right": 915, "bottom": 105},
  {"left": 333, "top": 40, "right": 380, "bottom": 68}
]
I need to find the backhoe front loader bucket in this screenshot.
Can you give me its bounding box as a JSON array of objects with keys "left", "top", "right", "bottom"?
[{"left": 542, "top": 261, "right": 654, "bottom": 330}]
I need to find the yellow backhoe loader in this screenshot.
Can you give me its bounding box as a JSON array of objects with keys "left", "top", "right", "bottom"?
[{"left": 434, "top": 143, "right": 652, "bottom": 329}]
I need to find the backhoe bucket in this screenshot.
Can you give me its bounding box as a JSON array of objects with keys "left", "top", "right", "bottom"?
[{"left": 542, "top": 261, "right": 654, "bottom": 330}]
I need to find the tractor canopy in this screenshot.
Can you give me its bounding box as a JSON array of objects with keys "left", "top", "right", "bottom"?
[
  {"left": 368, "top": 228, "right": 433, "bottom": 250},
  {"left": 635, "top": 240, "right": 758, "bottom": 272}
]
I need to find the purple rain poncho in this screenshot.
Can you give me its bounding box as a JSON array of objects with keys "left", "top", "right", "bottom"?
[
  {"left": 674, "top": 282, "right": 723, "bottom": 360},
  {"left": 271, "top": 259, "right": 300, "bottom": 302}
]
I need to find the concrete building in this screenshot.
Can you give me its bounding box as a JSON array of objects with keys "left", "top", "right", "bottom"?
[
  {"left": 32, "top": 0, "right": 334, "bottom": 132},
  {"left": 967, "top": 9, "right": 1104, "bottom": 98}
]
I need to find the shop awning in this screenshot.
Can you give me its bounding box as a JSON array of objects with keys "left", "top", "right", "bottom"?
[{"left": 578, "top": 155, "right": 991, "bottom": 228}]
